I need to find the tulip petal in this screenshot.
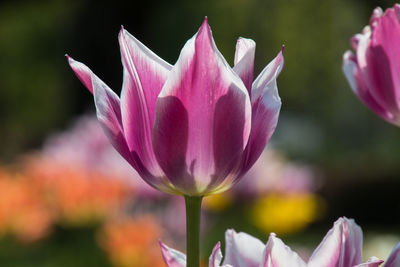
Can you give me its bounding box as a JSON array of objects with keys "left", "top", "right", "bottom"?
[
  {"left": 209, "top": 242, "right": 233, "bottom": 267},
  {"left": 67, "top": 55, "right": 94, "bottom": 94},
  {"left": 239, "top": 48, "right": 283, "bottom": 175},
  {"left": 354, "top": 257, "right": 384, "bottom": 267},
  {"left": 308, "top": 217, "right": 363, "bottom": 267},
  {"left": 160, "top": 241, "right": 186, "bottom": 267},
  {"left": 343, "top": 51, "right": 394, "bottom": 123},
  {"left": 233, "top": 38, "right": 256, "bottom": 93},
  {"left": 223, "top": 229, "right": 265, "bottom": 267},
  {"left": 209, "top": 242, "right": 223, "bottom": 267},
  {"left": 67, "top": 56, "right": 131, "bottom": 164},
  {"left": 153, "top": 18, "right": 251, "bottom": 194},
  {"left": 67, "top": 57, "right": 177, "bottom": 194},
  {"left": 384, "top": 242, "right": 400, "bottom": 267},
  {"left": 361, "top": 7, "right": 400, "bottom": 113},
  {"left": 262, "top": 233, "right": 306, "bottom": 267},
  {"left": 118, "top": 27, "right": 172, "bottom": 178}
]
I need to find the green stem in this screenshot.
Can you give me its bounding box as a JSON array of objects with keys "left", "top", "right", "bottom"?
[{"left": 184, "top": 195, "right": 203, "bottom": 267}]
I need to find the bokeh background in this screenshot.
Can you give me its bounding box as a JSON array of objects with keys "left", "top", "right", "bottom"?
[{"left": 0, "top": 0, "right": 400, "bottom": 266}]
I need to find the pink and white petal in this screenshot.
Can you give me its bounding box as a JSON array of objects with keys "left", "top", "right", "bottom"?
[
  {"left": 209, "top": 242, "right": 223, "bottom": 267},
  {"left": 233, "top": 37, "right": 256, "bottom": 92},
  {"left": 363, "top": 8, "right": 400, "bottom": 113},
  {"left": 119, "top": 27, "right": 172, "bottom": 124},
  {"left": 153, "top": 18, "right": 251, "bottom": 194},
  {"left": 92, "top": 68, "right": 177, "bottom": 194},
  {"left": 308, "top": 217, "right": 363, "bottom": 267},
  {"left": 209, "top": 242, "right": 233, "bottom": 267},
  {"left": 262, "top": 233, "right": 306, "bottom": 267},
  {"left": 67, "top": 57, "right": 131, "bottom": 164},
  {"left": 343, "top": 51, "right": 395, "bottom": 123},
  {"left": 354, "top": 257, "right": 384, "bottom": 267},
  {"left": 384, "top": 242, "right": 400, "bottom": 267},
  {"left": 223, "top": 229, "right": 265, "bottom": 267},
  {"left": 67, "top": 55, "right": 94, "bottom": 94},
  {"left": 160, "top": 241, "right": 186, "bottom": 267},
  {"left": 118, "top": 28, "right": 172, "bottom": 178},
  {"left": 370, "top": 7, "right": 383, "bottom": 29},
  {"left": 239, "top": 49, "right": 283, "bottom": 175},
  {"left": 394, "top": 4, "right": 400, "bottom": 23}
]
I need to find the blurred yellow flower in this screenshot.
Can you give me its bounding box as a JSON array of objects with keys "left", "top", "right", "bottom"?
[
  {"left": 251, "top": 193, "right": 322, "bottom": 235},
  {"left": 203, "top": 192, "right": 233, "bottom": 212}
]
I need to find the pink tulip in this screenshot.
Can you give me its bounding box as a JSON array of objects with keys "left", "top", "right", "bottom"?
[
  {"left": 67, "top": 18, "right": 283, "bottom": 196},
  {"left": 343, "top": 4, "right": 400, "bottom": 126},
  {"left": 161, "top": 217, "right": 400, "bottom": 267}
]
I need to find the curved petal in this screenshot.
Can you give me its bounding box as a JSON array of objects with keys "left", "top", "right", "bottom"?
[
  {"left": 118, "top": 27, "right": 172, "bottom": 178},
  {"left": 362, "top": 7, "right": 400, "bottom": 114},
  {"left": 223, "top": 229, "right": 265, "bottom": 267},
  {"left": 239, "top": 48, "right": 284, "bottom": 175},
  {"left": 384, "top": 242, "right": 400, "bottom": 267},
  {"left": 343, "top": 51, "right": 394, "bottom": 123},
  {"left": 67, "top": 55, "right": 94, "bottom": 94},
  {"left": 67, "top": 56, "right": 131, "bottom": 164},
  {"left": 210, "top": 242, "right": 233, "bottom": 267},
  {"left": 152, "top": 18, "right": 251, "bottom": 195},
  {"left": 233, "top": 38, "right": 256, "bottom": 93},
  {"left": 262, "top": 233, "right": 306, "bottom": 267},
  {"left": 354, "top": 257, "right": 384, "bottom": 267},
  {"left": 67, "top": 57, "right": 177, "bottom": 194},
  {"left": 308, "top": 217, "right": 363, "bottom": 267},
  {"left": 160, "top": 241, "right": 186, "bottom": 267}
]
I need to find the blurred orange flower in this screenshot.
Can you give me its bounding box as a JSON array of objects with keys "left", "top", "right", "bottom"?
[
  {"left": 0, "top": 168, "right": 53, "bottom": 242},
  {"left": 25, "top": 158, "right": 133, "bottom": 226},
  {"left": 99, "top": 216, "right": 165, "bottom": 267}
]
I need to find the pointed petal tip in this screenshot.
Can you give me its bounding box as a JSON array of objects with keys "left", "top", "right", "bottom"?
[
  {"left": 199, "top": 16, "right": 211, "bottom": 34},
  {"left": 281, "top": 45, "right": 285, "bottom": 54}
]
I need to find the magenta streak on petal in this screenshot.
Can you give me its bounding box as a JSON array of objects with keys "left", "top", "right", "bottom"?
[
  {"left": 343, "top": 51, "right": 394, "bottom": 123},
  {"left": 365, "top": 8, "right": 400, "bottom": 114},
  {"left": 209, "top": 242, "right": 222, "bottom": 267},
  {"left": 152, "top": 96, "right": 194, "bottom": 191},
  {"left": 153, "top": 18, "right": 251, "bottom": 194},
  {"left": 67, "top": 55, "right": 94, "bottom": 94},
  {"left": 354, "top": 257, "right": 384, "bottom": 267},
  {"left": 239, "top": 48, "right": 283, "bottom": 176},
  {"left": 233, "top": 38, "right": 256, "bottom": 93},
  {"left": 67, "top": 56, "right": 176, "bottom": 194},
  {"left": 118, "top": 28, "right": 172, "bottom": 178},
  {"left": 308, "top": 217, "right": 363, "bottom": 267},
  {"left": 159, "top": 241, "right": 186, "bottom": 267}
]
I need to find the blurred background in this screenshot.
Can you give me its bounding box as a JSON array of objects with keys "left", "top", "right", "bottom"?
[{"left": 0, "top": 0, "right": 399, "bottom": 266}]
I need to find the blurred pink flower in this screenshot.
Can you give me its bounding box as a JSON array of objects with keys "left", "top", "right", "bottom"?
[
  {"left": 67, "top": 18, "right": 283, "bottom": 196},
  {"left": 42, "top": 115, "right": 160, "bottom": 198},
  {"left": 161, "top": 217, "right": 400, "bottom": 267},
  {"left": 343, "top": 4, "right": 400, "bottom": 126},
  {"left": 233, "top": 149, "right": 319, "bottom": 199}
]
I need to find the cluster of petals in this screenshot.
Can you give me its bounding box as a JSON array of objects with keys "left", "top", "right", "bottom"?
[
  {"left": 67, "top": 18, "right": 284, "bottom": 196},
  {"left": 161, "top": 217, "right": 400, "bottom": 267},
  {"left": 343, "top": 4, "right": 400, "bottom": 126}
]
